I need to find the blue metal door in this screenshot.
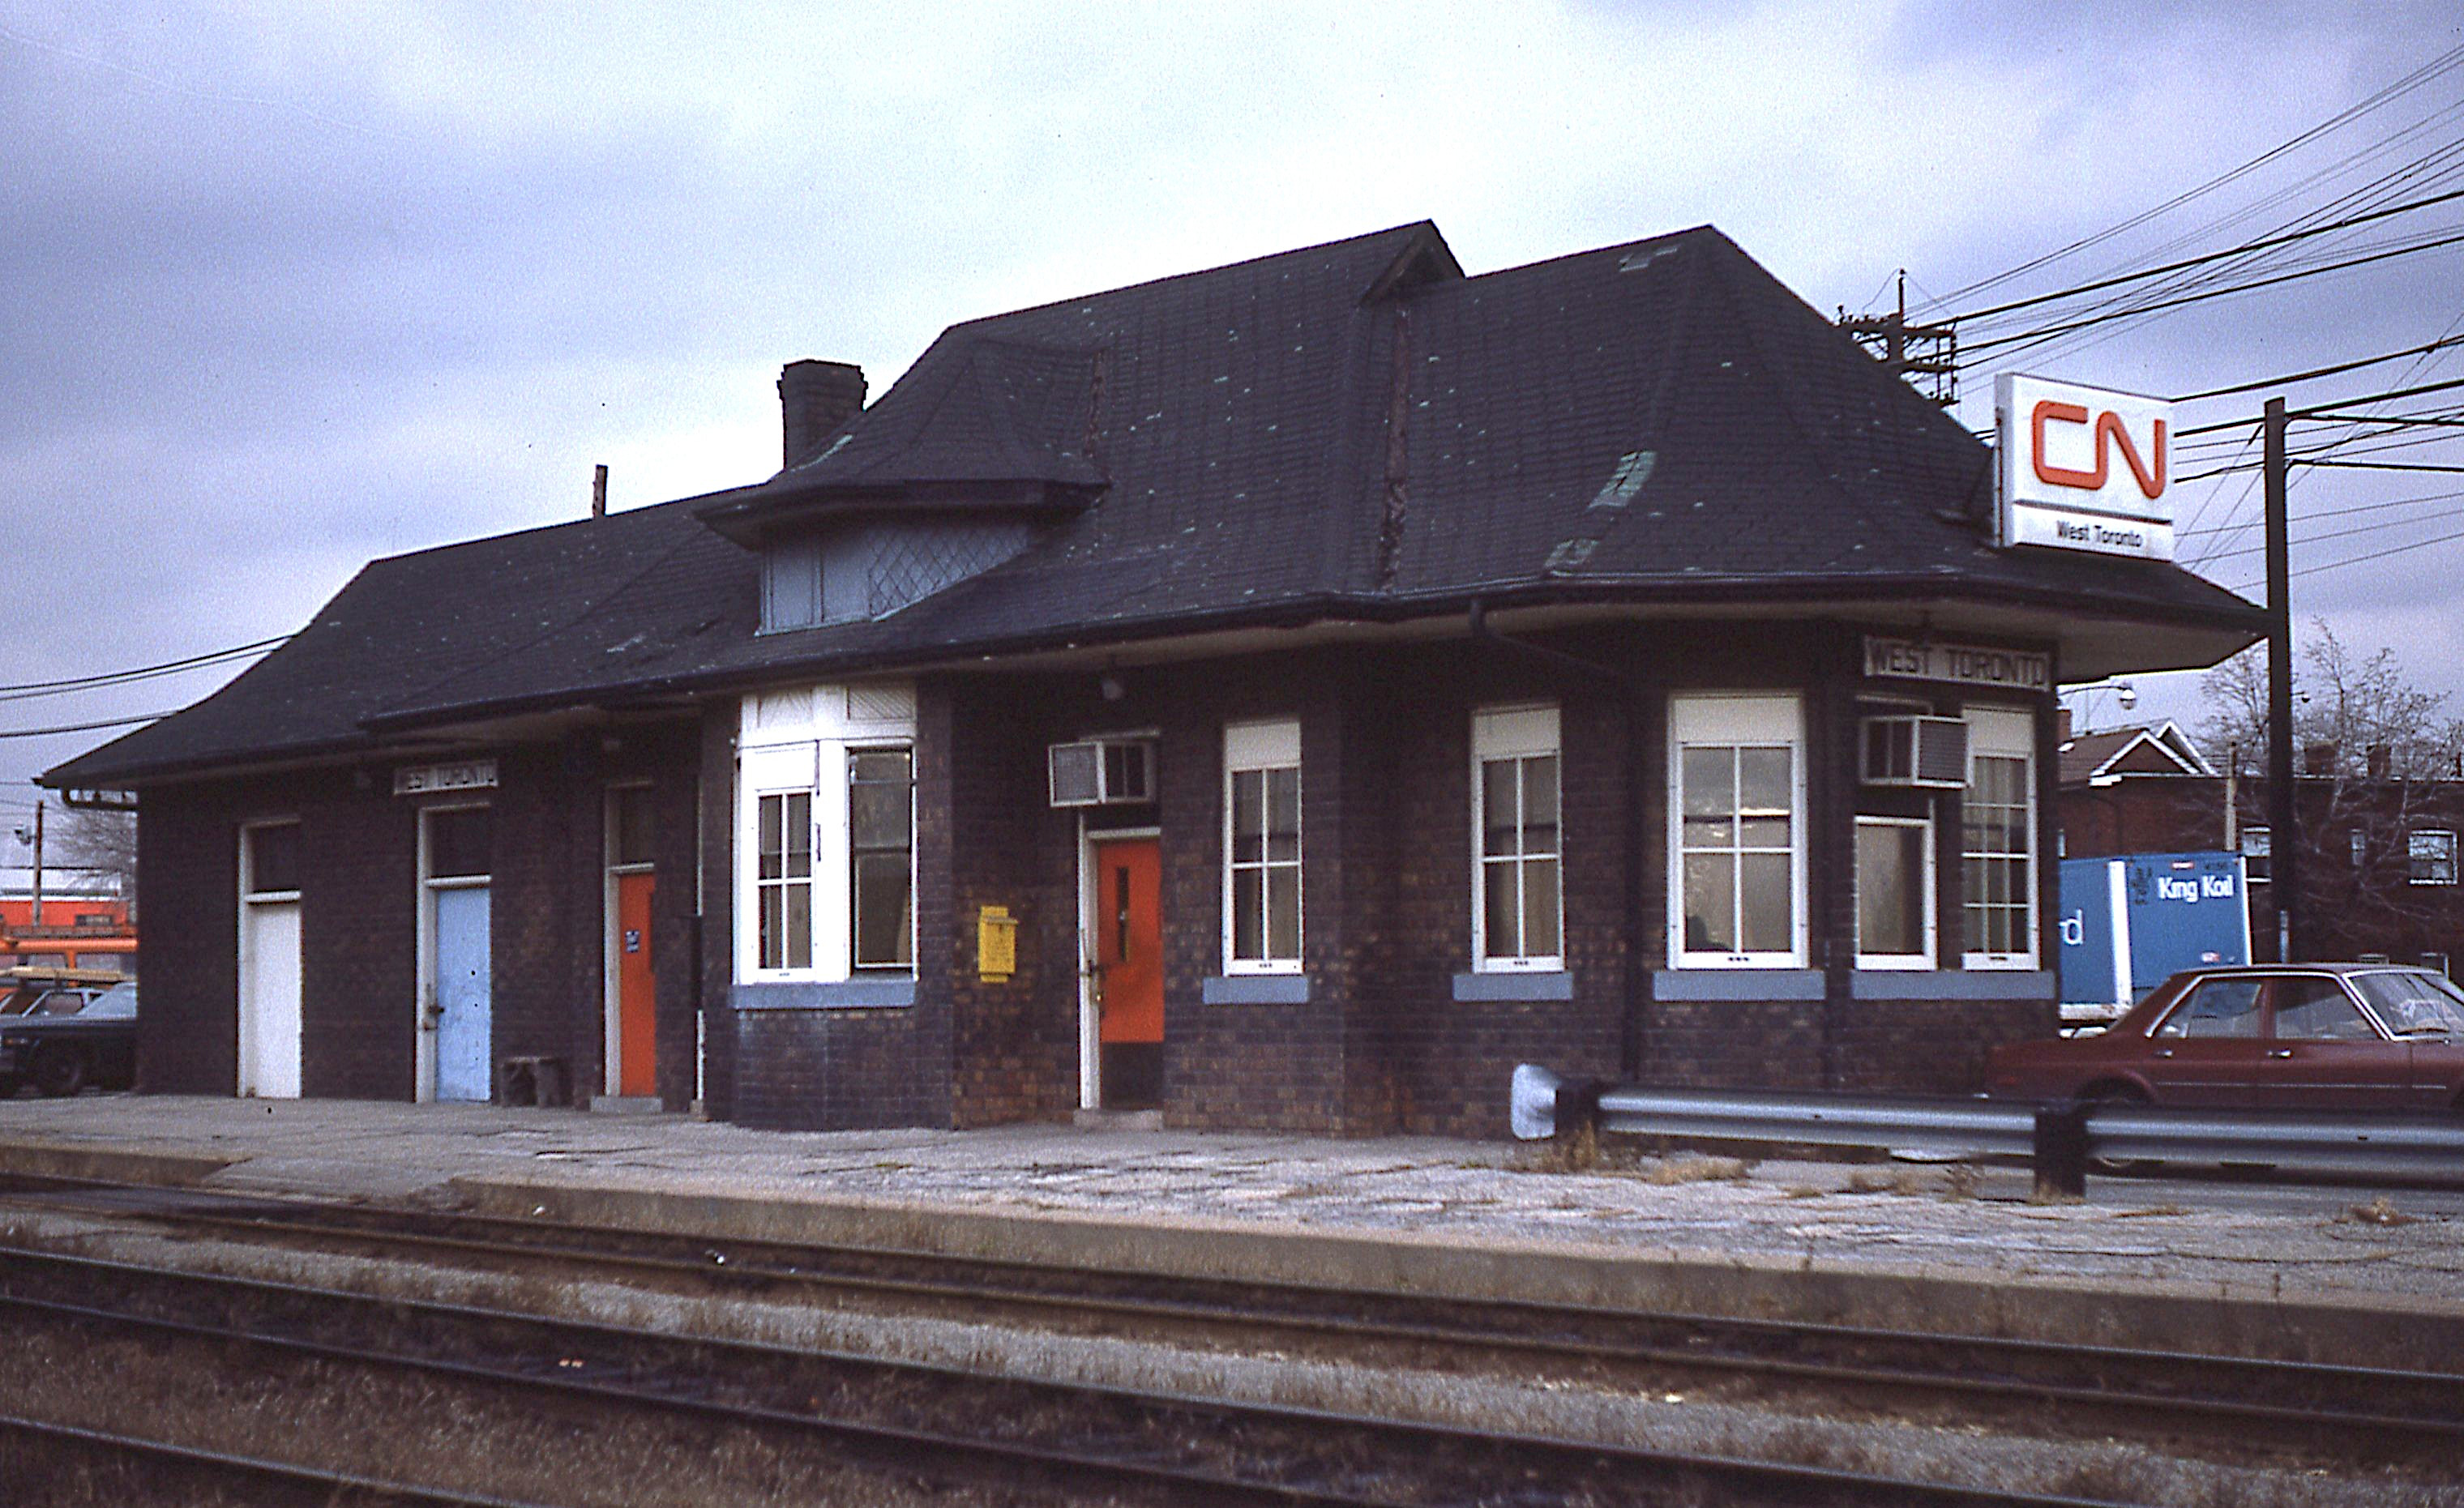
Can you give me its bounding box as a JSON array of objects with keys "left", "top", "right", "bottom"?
[{"left": 434, "top": 886, "right": 491, "bottom": 1102}]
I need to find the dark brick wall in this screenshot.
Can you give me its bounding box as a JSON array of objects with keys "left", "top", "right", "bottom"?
[
  {"left": 133, "top": 782, "right": 245, "bottom": 1094},
  {"left": 940, "top": 676, "right": 1076, "bottom": 1129},
  {"left": 1834, "top": 998, "right": 2047, "bottom": 1093},
  {"left": 132, "top": 720, "right": 700, "bottom": 1108},
  {"left": 298, "top": 771, "right": 417, "bottom": 1097}
]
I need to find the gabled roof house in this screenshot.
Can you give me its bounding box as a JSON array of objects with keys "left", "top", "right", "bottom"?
[{"left": 48, "top": 222, "right": 2265, "bottom": 1134}]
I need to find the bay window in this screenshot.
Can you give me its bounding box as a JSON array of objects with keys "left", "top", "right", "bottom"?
[{"left": 736, "top": 683, "right": 918, "bottom": 986}]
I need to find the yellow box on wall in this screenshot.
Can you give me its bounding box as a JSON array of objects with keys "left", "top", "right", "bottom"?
[{"left": 977, "top": 905, "right": 1016, "bottom": 982}]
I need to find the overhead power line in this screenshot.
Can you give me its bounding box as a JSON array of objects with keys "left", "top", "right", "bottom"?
[
  {"left": 1924, "top": 41, "right": 2464, "bottom": 310},
  {"left": 2177, "top": 375, "right": 2464, "bottom": 438},
  {"left": 1959, "top": 227, "right": 2464, "bottom": 361},
  {"left": 0, "top": 635, "right": 284, "bottom": 703},
  {"left": 2173, "top": 333, "right": 2464, "bottom": 402},
  {"left": 2231, "top": 518, "right": 2464, "bottom": 592},
  {"left": 0, "top": 712, "right": 169, "bottom": 741},
  {"left": 1947, "top": 186, "right": 2464, "bottom": 325}
]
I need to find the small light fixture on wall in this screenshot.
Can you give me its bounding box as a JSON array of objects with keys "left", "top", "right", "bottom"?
[{"left": 1098, "top": 671, "right": 1125, "bottom": 703}]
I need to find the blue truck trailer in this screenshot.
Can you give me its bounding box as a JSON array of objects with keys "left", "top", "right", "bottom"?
[{"left": 2056, "top": 851, "right": 2252, "bottom": 1023}]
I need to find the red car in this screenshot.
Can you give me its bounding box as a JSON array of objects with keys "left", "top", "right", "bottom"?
[{"left": 1985, "top": 965, "right": 2464, "bottom": 1113}]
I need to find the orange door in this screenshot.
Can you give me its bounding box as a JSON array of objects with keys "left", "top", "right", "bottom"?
[
  {"left": 1094, "top": 839, "right": 1162, "bottom": 1045},
  {"left": 616, "top": 872, "right": 657, "bottom": 1096}
]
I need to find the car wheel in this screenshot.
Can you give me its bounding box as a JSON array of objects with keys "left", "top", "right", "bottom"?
[
  {"left": 2081, "top": 1083, "right": 2155, "bottom": 1175},
  {"left": 31, "top": 1046, "right": 88, "bottom": 1099}
]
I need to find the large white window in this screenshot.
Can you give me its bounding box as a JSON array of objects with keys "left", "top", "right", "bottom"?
[
  {"left": 1473, "top": 705, "right": 1562, "bottom": 972},
  {"left": 1224, "top": 718, "right": 1302, "bottom": 974},
  {"left": 1854, "top": 815, "right": 1935, "bottom": 969},
  {"left": 1670, "top": 694, "right": 1805, "bottom": 968},
  {"left": 736, "top": 683, "right": 917, "bottom": 982},
  {"left": 1962, "top": 706, "right": 2037, "bottom": 968}
]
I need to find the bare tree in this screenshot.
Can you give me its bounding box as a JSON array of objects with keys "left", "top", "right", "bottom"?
[
  {"left": 2200, "top": 625, "right": 2464, "bottom": 958},
  {"left": 46, "top": 806, "right": 137, "bottom": 915}
]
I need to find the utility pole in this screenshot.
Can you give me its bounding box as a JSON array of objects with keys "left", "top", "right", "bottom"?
[
  {"left": 2264, "top": 397, "right": 2298, "bottom": 962},
  {"left": 22, "top": 800, "right": 42, "bottom": 929},
  {"left": 1837, "top": 271, "right": 1960, "bottom": 408}
]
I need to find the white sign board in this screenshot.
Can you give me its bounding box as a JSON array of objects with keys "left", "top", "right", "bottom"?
[
  {"left": 393, "top": 758, "right": 498, "bottom": 797},
  {"left": 1996, "top": 373, "right": 2175, "bottom": 561}
]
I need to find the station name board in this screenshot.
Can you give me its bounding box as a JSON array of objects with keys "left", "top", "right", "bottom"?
[
  {"left": 392, "top": 758, "right": 498, "bottom": 797},
  {"left": 1996, "top": 373, "right": 2174, "bottom": 562},
  {"left": 1863, "top": 636, "right": 2051, "bottom": 691}
]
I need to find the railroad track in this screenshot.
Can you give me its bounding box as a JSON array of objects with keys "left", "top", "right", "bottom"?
[
  {"left": 0, "top": 1412, "right": 552, "bottom": 1507},
  {"left": 0, "top": 1173, "right": 2453, "bottom": 1476},
  {"left": 0, "top": 1241, "right": 2137, "bottom": 1508}
]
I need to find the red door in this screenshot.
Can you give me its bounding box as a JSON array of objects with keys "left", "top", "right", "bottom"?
[
  {"left": 616, "top": 872, "right": 657, "bottom": 1097},
  {"left": 1093, "top": 839, "right": 1162, "bottom": 1107}
]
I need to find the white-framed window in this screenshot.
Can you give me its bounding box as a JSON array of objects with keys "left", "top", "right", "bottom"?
[
  {"left": 735, "top": 683, "right": 918, "bottom": 982},
  {"left": 1854, "top": 815, "right": 1935, "bottom": 969},
  {"left": 1670, "top": 694, "right": 1805, "bottom": 968},
  {"left": 1473, "top": 705, "right": 1563, "bottom": 972},
  {"left": 755, "top": 788, "right": 814, "bottom": 971},
  {"left": 1961, "top": 706, "right": 2037, "bottom": 969},
  {"left": 1223, "top": 718, "right": 1302, "bottom": 974},
  {"left": 2410, "top": 829, "right": 2458, "bottom": 886}
]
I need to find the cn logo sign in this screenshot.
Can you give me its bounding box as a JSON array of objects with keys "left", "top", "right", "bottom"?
[
  {"left": 1996, "top": 373, "right": 2176, "bottom": 562},
  {"left": 2030, "top": 399, "right": 2167, "bottom": 500}
]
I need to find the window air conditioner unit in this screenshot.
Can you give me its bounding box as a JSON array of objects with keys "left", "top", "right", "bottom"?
[
  {"left": 1861, "top": 716, "right": 1969, "bottom": 790},
  {"left": 1048, "top": 739, "right": 1157, "bottom": 807}
]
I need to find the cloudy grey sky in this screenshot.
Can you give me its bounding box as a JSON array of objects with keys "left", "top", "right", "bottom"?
[{"left": 5, "top": 1, "right": 2461, "bottom": 848}]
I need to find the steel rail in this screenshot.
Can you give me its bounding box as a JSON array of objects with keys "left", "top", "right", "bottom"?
[
  {"left": 0, "top": 1409, "right": 554, "bottom": 1507},
  {"left": 0, "top": 1239, "right": 2141, "bottom": 1508},
  {"left": 6, "top": 1175, "right": 2461, "bottom": 1463}
]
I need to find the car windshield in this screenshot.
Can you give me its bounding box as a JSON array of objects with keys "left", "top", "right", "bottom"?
[
  {"left": 83, "top": 985, "right": 138, "bottom": 1020},
  {"left": 2351, "top": 972, "right": 2464, "bottom": 1036}
]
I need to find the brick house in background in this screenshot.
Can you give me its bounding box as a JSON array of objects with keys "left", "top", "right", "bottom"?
[
  {"left": 45, "top": 221, "right": 2264, "bottom": 1137},
  {"left": 2057, "top": 721, "right": 2464, "bottom": 968}
]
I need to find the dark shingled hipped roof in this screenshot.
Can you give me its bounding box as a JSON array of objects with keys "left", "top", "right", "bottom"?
[{"left": 49, "top": 220, "right": 2265, "bottom": 788}]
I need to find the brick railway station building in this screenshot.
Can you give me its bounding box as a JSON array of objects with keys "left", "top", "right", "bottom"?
[{"left": 45, "top": 223, "right": 2265, "bottom": 1136}]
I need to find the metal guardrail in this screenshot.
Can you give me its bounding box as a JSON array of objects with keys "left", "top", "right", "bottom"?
[{"left": 1510, "top": 1063, "right": 2464, "bottom": 1194}]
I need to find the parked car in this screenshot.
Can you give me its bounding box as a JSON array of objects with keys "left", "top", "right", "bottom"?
[
  {"left": 1985, "top": 964, "right": 2464, "bottom": 1114},
  {"left": 0, "top": 980, "right": 139, "bottom": 1098},
  {"left": 0, "top": 966, "right": 120, "bottom": 1019}
]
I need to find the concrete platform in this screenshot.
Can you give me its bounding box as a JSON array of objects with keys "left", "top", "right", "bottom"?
[{"left": 1, "top": 1094, "right": 2460, "bottom": 1370}]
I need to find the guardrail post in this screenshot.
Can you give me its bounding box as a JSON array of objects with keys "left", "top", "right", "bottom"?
[
  {"left": 1554, "top": 1078, "right": 1606, "bottom": 1147},
  {"left": 2033, "top": 1100, "right": 2089, "bottom": 1200}
]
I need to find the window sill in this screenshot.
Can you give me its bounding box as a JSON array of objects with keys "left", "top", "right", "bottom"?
[
  {"left": 732, "top": 977, "right": 916, "bottom": 1010},
  {"left": 1201, "top": 975, "right": 1310, "bottom": 1005},
  {"left": 1649, "top": 969, "right": 1824, "bottom": 1002},
  {"left": 1452, "top": 971, "right": 1572, "bottom": 1002}
]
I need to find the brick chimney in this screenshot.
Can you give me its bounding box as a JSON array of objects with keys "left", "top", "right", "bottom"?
[
  {"left": 2056, "top": 707, "right": 2073, "bottom": 744},
  {"left": 2304, "top": 741, "right": 2339, "bottom": 776},
  {"left": 778, "top": 360, "right": 866, "bottom": 468},
  {"left": 2367, "top": 743, "right": 2391, "bottom": 781}
]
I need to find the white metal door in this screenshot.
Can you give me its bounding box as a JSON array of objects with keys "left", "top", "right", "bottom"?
[{"left": 239, "top": 899, "right": 302, "bottom": 1098}]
